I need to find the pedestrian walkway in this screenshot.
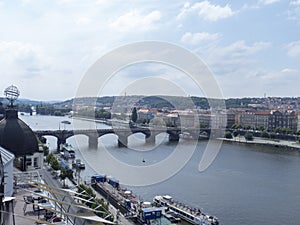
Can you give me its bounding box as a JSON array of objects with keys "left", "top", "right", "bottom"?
[
  {"left": 12, "top": 168, "right": 120, "bottom": 225},
  {"left": 221, "top": 136, "right": 300, "bottom": 149}
]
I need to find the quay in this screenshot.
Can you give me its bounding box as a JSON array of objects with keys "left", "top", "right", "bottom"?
[
  {"left": 91, "top": 177, "right": 143, "bottom": 224},
  {"left": 221, "top": 136, "right": 300, "bottom": 151},
  {"left": 90, "top": 175, "right": 219, "bottom": 225}
]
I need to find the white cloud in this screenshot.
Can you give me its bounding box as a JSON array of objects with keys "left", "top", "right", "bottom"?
[
  {"left": 94, "top": 0, "right": 110, "bottom": 5},
  {"left": 290, "top": 0, "right": 300, "bottom": 5},
  {"left": 214, "top": 41, "right": 271, "bottom": 59},
  {"left": 0, "top": 41, "right": 45, "bottom": 70},
  {"left": 198, "top": 41, "right": 271, "bottom": 76},
  {"left": 259, "top": 0, "right": 280, "bottom": 5},
  {"left": 0, "top": 41, "right": 51, "bottom": 96},
  {"left": 287, "top": 1, "right": 300, "bottom": 22},
  {"left": 181, "top": 32, "right": 220, "bottom": 45},
  {"left": 287, "top": 40, "right": 300, "bottom": 57},
  {"left": 110, "top": 10, "right": 161, "bottom": 32},
  {"left": 74, "top": 16, "right": 91, "bottom": 25},
  {"left": 177, "top": 1, "right": 234, "bottom": 22},
  {"left": 281, "top": 68, "right": 298, "bottom": 73}
]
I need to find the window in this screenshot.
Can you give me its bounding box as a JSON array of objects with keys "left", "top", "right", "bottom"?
[
  {"left": 26, "top": 158, "right": 32, "bottom": 166},
  {"left": 34, "top": 157, "right": 38, "bottom": 168}
]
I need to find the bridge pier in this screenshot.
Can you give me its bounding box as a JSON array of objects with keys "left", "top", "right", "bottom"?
[
  {"left": 118, "top": 135, "right": 128, "bottom": 148},
  {"left": 57, "top": 138, "right": 66, "bottom": 151},
  {"left": 169, "top": 133, "right": 180, "bottom": 142},
  {"left": 89, "top": 136, "right": 98, "bottom": 149},
  {"left": 145, "top": 135, "right": 155, "bottom": 144}
]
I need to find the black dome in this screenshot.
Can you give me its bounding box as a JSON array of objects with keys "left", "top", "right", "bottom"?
[{"left": 0, "top": 109, "right": 38, "bottom": 157}]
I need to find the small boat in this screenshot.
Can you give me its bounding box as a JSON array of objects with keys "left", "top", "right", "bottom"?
[
  {"left": 72, "top": 159, "right": 85, "bottom": 170},
  {"left": 180, "top": 132, "right": 195, "bottom": 140},
  {"left": 61, "top": 120, "right": 71, "bottom": 124}
]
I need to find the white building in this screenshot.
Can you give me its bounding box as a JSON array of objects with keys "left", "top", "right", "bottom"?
[{"left": 0, "top": 147, "right": 15, "bottom": 197}]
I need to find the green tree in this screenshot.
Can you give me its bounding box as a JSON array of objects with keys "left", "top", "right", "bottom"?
[
  {"left": 131, "top": 107, "right": 138, "bottom": 123},
  {"left": 60, "top": 166, "right": 73, "bottom": 187},
  {"left": 232, "top": 130, "right": 239, "bottom": 138},
  {"left": 261, "top": 131, "right": 270, "bottom": 138},
  {"left": 244, "top": 132, "right": 253, "bottom": 141},
  {"left": 46, "top": 153, "right": 55, "bottom": 165},
  {"left": 54, "top": 111, "right": 63, "bottom": 116},
  {"left": 232, "top": 123, "right": 242, "bottom": 129},
  {"left": 225, "top": 131, "right": 233, "bottom": 139},
  {"left": 50, "top": 157, "right": 61, "bottom": 171}
]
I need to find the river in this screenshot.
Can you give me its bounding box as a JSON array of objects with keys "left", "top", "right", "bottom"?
[{"left": 20, "top": 114, "right": 300, "bottom": 225}]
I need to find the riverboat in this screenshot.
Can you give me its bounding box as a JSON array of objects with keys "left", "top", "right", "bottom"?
[
  {"left": 153, "top": 195, "right": 219, "bottom": 225},
  {"left": 60, "top": 143, "right": 75, "bottom": 159}
]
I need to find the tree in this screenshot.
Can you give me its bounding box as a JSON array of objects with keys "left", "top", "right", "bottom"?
[
  {"left": 225, "top": 131, "right": 233, "bottom": 139},
  {"left": 60, "top": 166, "right": 73, "bottom": 187},
  {"left": 244, "top": 132, "right": 253, "bottom": 141},
  {"left": 232, "top": 123, "right": 242, "bottom": 129},
  {"left": 50, "top": 157, "right": 61, "bottom": 171},
  {"left": 131, "top": 107, "right": 138, "bottom": 123},
  {"left": 232, "top": 130, "right": 239, "bottom": 138},
  {"left": 261, "top": 131, "right": 270, "bottom": 138},
  {"left": 46, "top": 153, "right": 55, "bottom": 165}
]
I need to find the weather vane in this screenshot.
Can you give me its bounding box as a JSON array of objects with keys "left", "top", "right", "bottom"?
[{"left": 4, "top": 85, "right": 20, "bottom": 107}]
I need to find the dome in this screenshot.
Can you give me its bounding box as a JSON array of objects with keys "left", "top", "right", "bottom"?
[{"left": 0, "top": 109, "right": 38, "bottom": 157}]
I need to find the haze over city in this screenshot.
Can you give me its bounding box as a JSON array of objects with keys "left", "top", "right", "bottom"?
[{"left": 1, "top": 0, "right": 300, "bottom": 100}]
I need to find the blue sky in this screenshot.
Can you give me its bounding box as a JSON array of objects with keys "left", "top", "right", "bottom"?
[{"left": 0, "top": 0, "right": 300, "bottom": 100}]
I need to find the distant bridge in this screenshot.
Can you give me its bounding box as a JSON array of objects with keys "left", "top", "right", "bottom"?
[{"left": 34, "top": 127, "right": 211, "bottom": 150}]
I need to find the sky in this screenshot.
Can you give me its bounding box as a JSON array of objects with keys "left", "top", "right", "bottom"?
[{"left": 0, "top": 0, "right": 300, "bottom": 101}]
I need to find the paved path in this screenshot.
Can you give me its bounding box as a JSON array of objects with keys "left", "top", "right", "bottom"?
[{"left": 221, "top": 136, "right": 300, "bottom": 149}]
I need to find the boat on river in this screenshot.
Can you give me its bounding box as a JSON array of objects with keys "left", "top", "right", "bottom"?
[
  {"left": 60, "top": 143, "right": 75, "bottom": 159},
  {"left": 153, "top": 195, "right": 219, "bottom": 225}
]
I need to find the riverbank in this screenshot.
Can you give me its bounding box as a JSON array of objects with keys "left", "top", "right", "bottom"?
[
  {"left": 72, "top": 116, "right": 111, "bottom": 125},
  {"left": 220, "top": 136, "right": 300, "bottom": 150}
]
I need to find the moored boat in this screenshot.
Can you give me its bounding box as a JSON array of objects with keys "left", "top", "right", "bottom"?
[
  {"left": 60, "top": 143, "right": 75, "bottom": 159},
  {"left": 153, "top": 195, "right": 219, "bottom": 225}
]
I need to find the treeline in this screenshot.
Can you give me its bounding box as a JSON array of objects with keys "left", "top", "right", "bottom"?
[
  {"left": 36, "top": 104, "right": 71, "bottom": 116},
  {"left": 76, "top": 108, "right": 111, "bottom": 119}
]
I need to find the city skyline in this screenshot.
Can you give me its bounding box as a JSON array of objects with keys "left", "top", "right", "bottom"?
[{"left": 1, "top": 0, "right": 300, "bottom": 100}]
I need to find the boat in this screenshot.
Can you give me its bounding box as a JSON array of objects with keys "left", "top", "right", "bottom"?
[
  {"left": 72, "top": 159, "right": 85, "bottom": 170},
  {"left": 153, "top": 195, "right": 219, "bottom": 225},
  {"left": 60, "top": 143, "right": 75, "bottom": 159},
  {"left": 180, "top": 132, "right": 196, "bottom": 140},
  {"left": 61, "top": 120, "right": 71, "bottom": 125}
]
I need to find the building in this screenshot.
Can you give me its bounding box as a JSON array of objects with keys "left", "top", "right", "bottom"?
[
  {"left": 297, "top": 112, "right": 300, "bottom": 131},
  {"left": 268, "top": 110, "right": 297, "bottom": 132},
  {"left": 0, "top": 147, "right": 14, "bottom": 197},
  {"left": 237, "top": 110, "right": 298, "bottom": 132},
  {"left": 0, "top": 107, "right": 42, "bottom": 171},
  {"left": 0, "top": 102, "right": 4, "bottom": 121},
  {"left": 0, "top": 146, "right": 15, "bottom": 225}
]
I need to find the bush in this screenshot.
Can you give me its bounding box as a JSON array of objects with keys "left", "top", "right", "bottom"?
[
  {"left": 233, "top": 130, "right": 239, "bottom": 137},
  {"left": 225, "top": 131, "right": 233, "bottom": 139},
  {"left": 261, "top": 131, "right": 270, "bottom": 138},
  {"left": 245, "top": 132, "right": 253, "bottom": 141}
]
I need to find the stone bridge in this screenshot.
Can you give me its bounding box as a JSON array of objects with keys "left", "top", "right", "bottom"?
[{"left": 34, "top": 127, "right": 211, "bottom": 149}]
